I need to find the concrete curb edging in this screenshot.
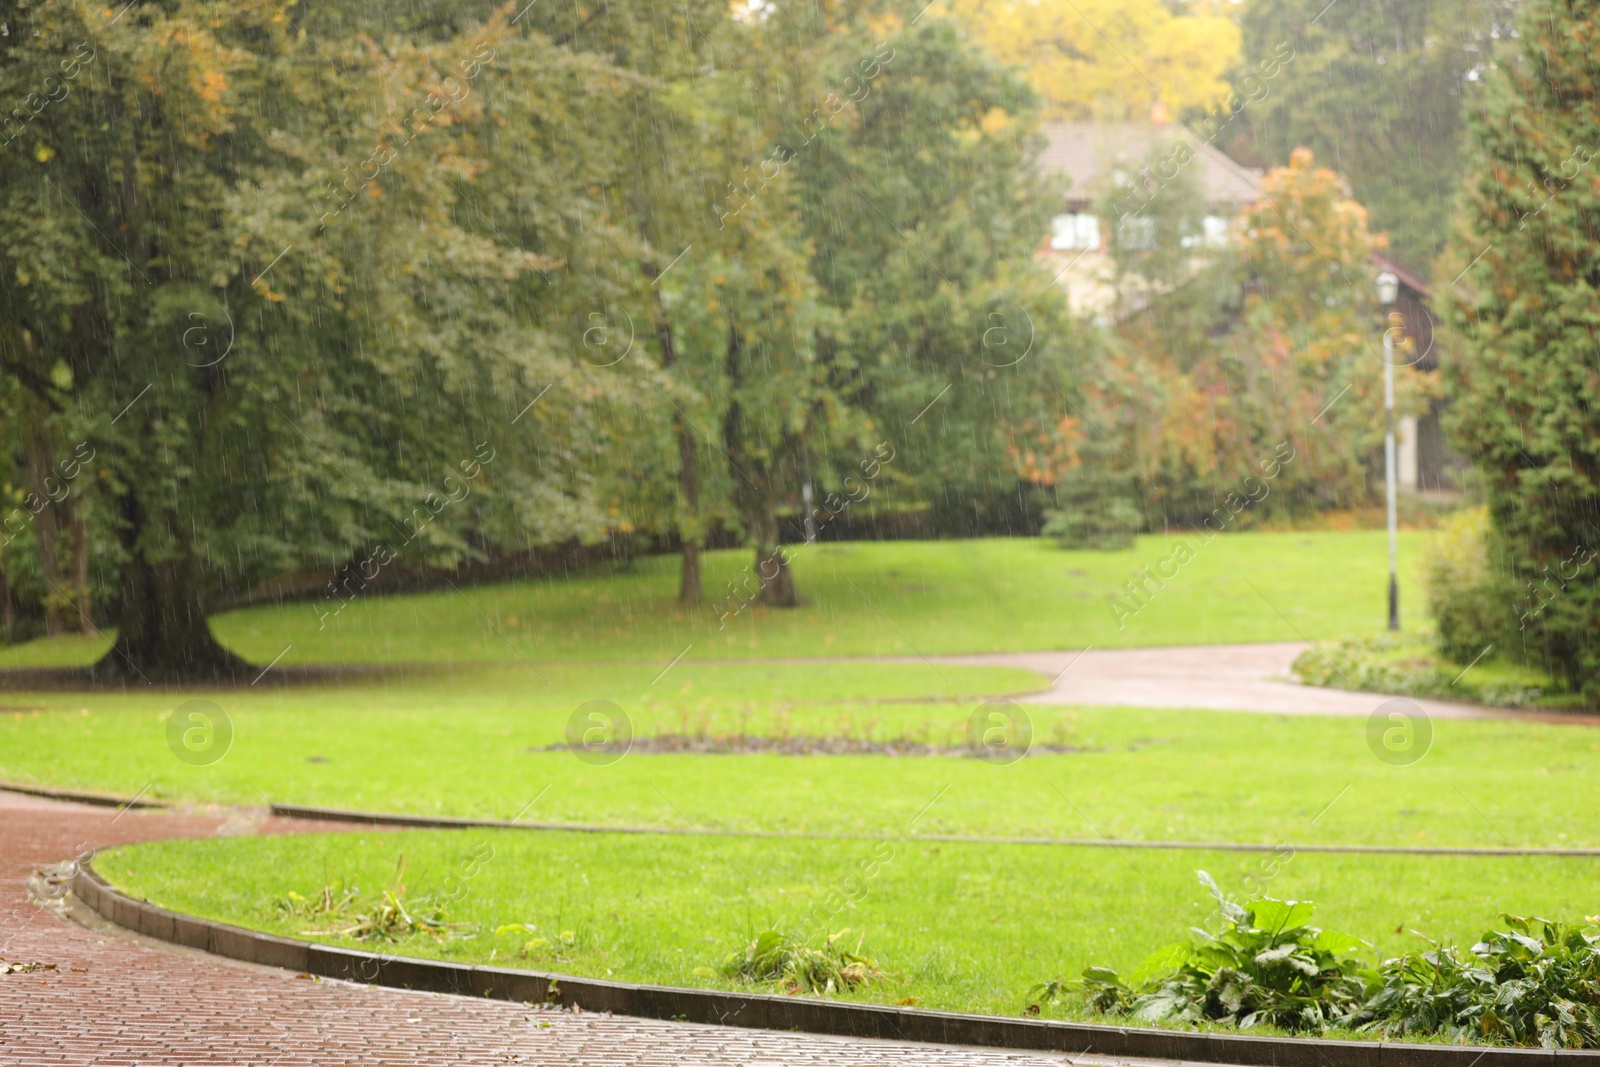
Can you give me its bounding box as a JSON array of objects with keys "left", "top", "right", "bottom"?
[
  {"left": 269, "top": 802, "right": 1600, "bottom": 858},
  {"left": 2, "top": 781, "right": 167, "bottom": 810},
  {"left": 71, "top": 854, "right": 1592, "bottom": 1067}
]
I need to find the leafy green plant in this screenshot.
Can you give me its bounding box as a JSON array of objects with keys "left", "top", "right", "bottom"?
[
  {"left": 1349, "top": 915, "right": 1600, "bottom": 1049},
  {"left": 1036, "top": 872, "right": 1369, "bottom": 1031},
  {"left": 719, "top": 928, "right": 888, "bottom": 995},
  {"left": 1039, "top": 873, "right": 1600, "bottom": 1048}
]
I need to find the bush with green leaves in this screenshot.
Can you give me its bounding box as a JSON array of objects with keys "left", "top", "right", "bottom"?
[
  {"left": 1291, "top": 632, "right": 1545, "bottom": 709},
  {"left": 718, "top": 928, "right": 888, "bottom": 995},
  {"left": 1421, "top": 508, "right": 1511, "bottom": 665},
  {"left": 1040, "top": 873, "right": 1600, "bottom": 1048},
  {"left": 1349, "top": 916, "right": 1600, "bottom": 1049},
  {"left": 1037, "top": 872, "right": 1367, "bottom": 1031}
]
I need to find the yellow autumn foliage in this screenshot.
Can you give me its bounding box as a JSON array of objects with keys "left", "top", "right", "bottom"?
[{"left": 930, "top": 0, "right": 1240, "bottom": 121}]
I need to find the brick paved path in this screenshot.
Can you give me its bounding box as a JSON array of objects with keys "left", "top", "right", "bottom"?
[{"left": 0, "top": 789, "right": 1219, "bottom": 1067}]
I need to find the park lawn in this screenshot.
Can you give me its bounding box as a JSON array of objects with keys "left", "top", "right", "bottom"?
[
  {"left": 94, "top": 827, "right": 1600, "bottom": 1031},
  {"left": 5, "top": 680, "right": 1599, "bottom": 847},
  {"left": 0, "top": 532, "right": 1427, "bottom": 669}
]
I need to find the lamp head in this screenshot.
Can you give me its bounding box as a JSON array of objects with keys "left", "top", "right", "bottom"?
[{"left": 1376, "top": 270, "right": 1400, "bottom": 306}]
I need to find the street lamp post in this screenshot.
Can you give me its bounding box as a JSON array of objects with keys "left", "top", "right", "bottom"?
[{"left": 1376, "top": 270, "right": 1401, "bottom": 631}]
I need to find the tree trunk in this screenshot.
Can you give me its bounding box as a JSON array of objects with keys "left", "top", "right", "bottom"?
[
  {"left": 721, "top": 318, "right": 800, "bottom": 609},
  {"left": 70, "top": 500, "right": 92, "bottom": 635},
  {"left": 751, "top": 496, "right": 796, "bottom": 607},
  {"left": 644, "top": 256, "right": 703, "bottom": 605},
  {"left": 755, "top": 539, "right": 797, "bottom": 607},
  {"left": 675, "top": 422, "right": 702, "bottom": 604},
  {"left": 25, "top": 435, "right": 66, "bottom": 636},
  {"left": 91, "top": 489, "right": 251, "bottom": 683},
  {"left": 0, "top": 561, "right": 13, "bottom": 642}
]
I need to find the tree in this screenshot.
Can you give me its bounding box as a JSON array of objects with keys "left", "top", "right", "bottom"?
[
  {"left": 773, "top": 5, "right": 1092, "bottom": 538},
  {"left": 1059, "top": 147, "right": 1419, "bottom": 528},
  {"left": 1235, "top": 0, "right": 1519, "bottom": 274},
  {"left": 0, "top": 0, "right": 632, "bottom": 678},
  {"left": 1441, "top": 0, "right": 1600, "bottom": 696},
  {"left": 521, "top": 0, "right": 732, "bottom": 605},
  {"left": 935, "top": 0, "right": 1240, "bottom": 121}
]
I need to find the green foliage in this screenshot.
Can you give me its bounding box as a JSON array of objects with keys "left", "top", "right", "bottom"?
[
  {"left": 0, "top": 0, "right": 641, "bottom": 673},
  {"left": 720, "top": 928, "right": 889, "bottom": 995},
  {"left": 1348, "top": 915, "right": 1600, "bottom": 1049},
  {"left": 1052, "top": 873, "right": 1600, "bottom": 1048},
  {"left": 1291, "top": 632, "right": 1547, "bottom": 709},
  {"left": 1077, "top": 148, "right": 1408, "bottom": 531},
  {"left": 1051, "top": 872, "right": 1369, "bottom": 1032},
  {"left": 776, "top": 7, "right": 1095, "bottom": 538},
  {"left": 1442, "top": 0, "right": 1600, "bottom": 700},
  {"left": 1235, "top": 0, "right": 1517, "bottom": 271},
  {"left": 0, "top": 0, "right": 1094, "bottom": 657},
  {"left": 1041, "top": 442, "right": 1142, "bottom": 550},
  {"left": 1421, "top": 508, "right": 1512, "bottom": 664}
]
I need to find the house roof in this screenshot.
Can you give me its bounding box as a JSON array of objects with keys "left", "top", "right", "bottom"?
[
  {"left": 1037, "top": 122, "right": 1264, "bottom": 209},
  {"left": 1369, "top": 252, "right": 1432, "bottom": 301}
]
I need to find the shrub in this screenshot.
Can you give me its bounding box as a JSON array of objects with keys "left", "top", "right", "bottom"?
[
  {"left": 1041, "top": 503, "right": 1141, "bottom": 550},
  {"left": 1039, "top": 872, "right": 1367, "bottom": 1032},
  {"left": 1350, "top": 916, "right": 1600, "bottom": 1049},
  {"left": 1041, "top": 873, "right": 1600, "bottom": 1048},
  {"left": 1421, "top": 508, "right": 1508, "bottom": 664},
  {"left": 1291, "top": 632, "right": 1544, "bottom": 708}
]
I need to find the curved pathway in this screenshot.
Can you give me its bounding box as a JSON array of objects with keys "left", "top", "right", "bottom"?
[
  {"left": 0, "top": 789, "right": 1226, "bottom": 1067},
  {"left": 936, "top": 642, "right": 1502, "bottom": 719}
]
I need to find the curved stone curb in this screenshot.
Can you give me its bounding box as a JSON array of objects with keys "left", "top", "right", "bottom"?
[
  {"left": 1, "top": 781, "right": 167, "bottom": 810},
  {"left": 71, "top": 853, "right": 1589, "bottom": 1067},
  {"left": 270, "top": 802, "right": 1600, "bottom": 858}
]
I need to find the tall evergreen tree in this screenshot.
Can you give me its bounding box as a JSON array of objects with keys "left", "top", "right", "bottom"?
[{"left": 1442, "top": 0, "right": 1600, "bottom": 696}]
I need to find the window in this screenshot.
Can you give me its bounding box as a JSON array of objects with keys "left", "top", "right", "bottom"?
[
  {"left": 1117, "top": 215, "right": 1156, "bottom": 251},
  {"left": 1179, "top": 216, "right": 1231, "bottom": 250},
  {"left": 1050, "top": 213, "right": 1100, "bottom": 251}
]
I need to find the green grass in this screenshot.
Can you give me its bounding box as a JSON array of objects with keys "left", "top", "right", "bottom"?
[
  {"left": 15, "top": 529, "right": 1596, "bottom": 1040},
  {"left": 6, "top": 680, "right": 1598, "bottom": 847},
  {"left": 94, "top": 828, "right": 1600, "bottom": 1028},
  {"left": 0, "top": 532, "right": 1591, "bottom": 849},
  {"left": 0, "top": 532, "right": 1429, "bottom": 669}
]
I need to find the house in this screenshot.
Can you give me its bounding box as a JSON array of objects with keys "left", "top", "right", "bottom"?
[
  {"left": 1035, "top": 124, "right": 1464, "bottom": 496},
  {"left": 1035, "top": 121, "right": 1264, "bottom": 317}
]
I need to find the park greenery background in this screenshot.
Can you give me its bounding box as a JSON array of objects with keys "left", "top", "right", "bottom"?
[{"left": 2, "top": 0, "right": 1600, "bottom": 1048}]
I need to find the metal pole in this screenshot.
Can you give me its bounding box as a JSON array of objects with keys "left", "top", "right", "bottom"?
[
  {"left": 1383, "top": 326, "right": 1399, "bottom": 631},
  {"left": 802, "top": 481, "right": 816, "bottom": 544}
]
